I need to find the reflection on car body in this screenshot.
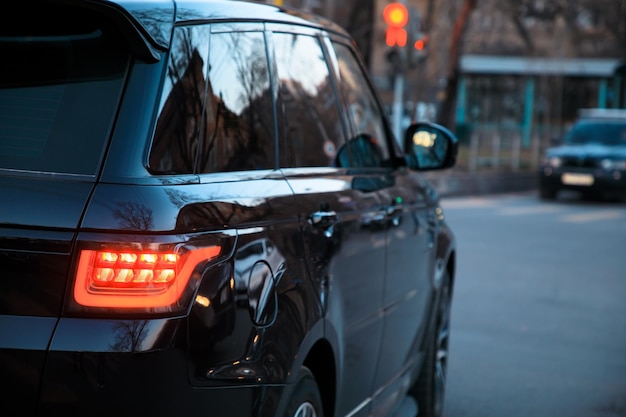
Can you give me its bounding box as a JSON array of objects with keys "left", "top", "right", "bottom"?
[{"left": 234, "top": 237, "right": 286, "bottom": 326}]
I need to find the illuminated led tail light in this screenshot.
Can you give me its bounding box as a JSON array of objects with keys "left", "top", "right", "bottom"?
[
  {"left": 89, "top": 251, "right": 177, "bottom": 287},
  {"left": 74, "top": 246, "right": 221, "bottom": 309}
]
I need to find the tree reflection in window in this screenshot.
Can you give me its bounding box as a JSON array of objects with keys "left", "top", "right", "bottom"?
[
  {"left": 150, "top": 27, "right": 275, "bottom": 174},
  {"left": 274, "top": 33, "right": 345, "bottom": 168},
  {"left": 332, "top": 42, "right": 391, "bottom": 167},
  {"left": 197, "top": 31, "right": 275, "bottom": 173},
  {"left": 150, "top": 25, "right": 210, "bottom": 174}
]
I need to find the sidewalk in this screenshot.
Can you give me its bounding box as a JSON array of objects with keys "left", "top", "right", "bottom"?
[{"left": 423, "top": 170, "right": 538, "bottom": 198}]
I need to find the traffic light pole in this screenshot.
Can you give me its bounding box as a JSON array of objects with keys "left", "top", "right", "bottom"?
[
  {"left": 382, "top": 2, "right": 416, "bottom": 146},
  {"left": 391, "top": 72, "right": 404, "bottom": 145}
]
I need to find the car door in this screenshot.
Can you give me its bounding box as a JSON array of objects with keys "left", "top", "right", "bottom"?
[
  {"left": 269, "top": 26, "right": 387, "bottom": 417},
  {"left": 328, "top": 40, "right": 435, "bottom": 415}
]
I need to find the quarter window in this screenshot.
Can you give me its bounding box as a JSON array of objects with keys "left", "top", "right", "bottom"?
[{"left": 150, "top": 25, "right": 210, "bottom": 174}]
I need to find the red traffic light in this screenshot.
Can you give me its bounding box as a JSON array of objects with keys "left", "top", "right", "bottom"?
[
  {"left": 414, "top": 35, "right": 428, "bottom": 51},
  {"left": 386, "top": 27, "right": 407, "bottom": 47},
  {"left": 383, "top": 2, "right": 409, "bottom": 47},
  {"left": 383, "top": 2, "right": 409, "bottom": 28}
]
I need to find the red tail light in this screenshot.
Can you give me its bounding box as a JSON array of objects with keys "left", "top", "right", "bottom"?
[{"left": 74, "top": 246, "right": 221, "bottom": 310}]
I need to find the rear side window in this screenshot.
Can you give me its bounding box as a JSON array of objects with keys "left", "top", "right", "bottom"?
[
  {"left": 274, "top": 33, "right": 346, "bottom": 168},
  {"left": 151, "top": 27, "right": 275, "bottom": 174},
  {"left": 198, "top": 30, "right": 275, "bottom": 173},
  {"left": 0, "top": 5, "right": 129, "bottom": 176}
]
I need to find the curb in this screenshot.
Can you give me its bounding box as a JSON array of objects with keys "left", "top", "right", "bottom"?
[{"left": 423, "top": 170, "right": 538, "bottom": 198}]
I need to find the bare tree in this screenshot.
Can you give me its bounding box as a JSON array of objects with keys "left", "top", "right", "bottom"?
[
  {"left": 436, "top": 0, "right": 477, "bottom": 130},
  {"left": 482, "top": 0, "right": 626, "bottom": 58}
]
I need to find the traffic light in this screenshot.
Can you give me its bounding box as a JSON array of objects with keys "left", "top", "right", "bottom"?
[
  {"left": 383, "top": 2, "right": 409, "bottom": 47},
  {"left": 384, "top": 2, "right": 428, "bottom": 74},
  {"left": 414, "top": 35, "right": 428, "bottom": 52}
]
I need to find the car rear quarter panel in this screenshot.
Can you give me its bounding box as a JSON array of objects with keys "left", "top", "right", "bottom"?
[{"left": 73, "top": 173, "right": 324, "bottom": 392}]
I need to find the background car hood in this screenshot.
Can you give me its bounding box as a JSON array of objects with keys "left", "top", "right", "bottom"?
[{"left": 546, "top": 143, "right": 626, "bottom": 159}]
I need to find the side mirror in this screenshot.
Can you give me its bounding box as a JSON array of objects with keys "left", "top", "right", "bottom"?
[{"left": 403, "top": 122, "right": 458, "bottom": 171}]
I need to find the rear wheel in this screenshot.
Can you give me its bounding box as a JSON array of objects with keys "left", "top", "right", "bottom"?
[
  {"left": 284, "top": 367, "right": 323, "bottom": 417},
  {"left": 412, "top": 271, "right": 452, "bottom": 417}
]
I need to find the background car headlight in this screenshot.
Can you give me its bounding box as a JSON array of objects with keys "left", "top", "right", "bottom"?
[
  {"left": 600, "top": 159, "right": 626, "bottom": 170},
  {"left": 543, "top": 156, "right": 562, "bottom": 168}
]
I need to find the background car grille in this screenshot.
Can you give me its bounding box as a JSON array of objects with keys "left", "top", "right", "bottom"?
[{"left": 561, "top": 157, "right": 599, "bottom": 169}]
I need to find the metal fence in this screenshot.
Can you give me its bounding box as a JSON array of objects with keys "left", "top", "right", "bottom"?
[{"left": 454, "top": 123, "right": 560, "bottom": 172}]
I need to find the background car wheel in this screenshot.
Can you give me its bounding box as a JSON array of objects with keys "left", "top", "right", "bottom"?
[
  {"left": 411, "top": 271, "right": 452, "bottom": 417},
  {"left": 284, "top": 367, "right": 323, "bottom": 417}
]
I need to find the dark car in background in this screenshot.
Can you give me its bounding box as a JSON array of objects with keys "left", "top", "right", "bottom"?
[
  {"left": 0, "top": 1, "right": 458, "bottom": 416},
  {"left": 539, "top": 108, "right": 626, "bottom": 201}
]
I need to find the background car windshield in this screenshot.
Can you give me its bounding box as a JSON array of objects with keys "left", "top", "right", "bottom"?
[
  {"left": 0, "top": 6, "right": 129, "bottom": 176},
  {"left": 565, "top": 121, "right": 626, "bottom": 146}
]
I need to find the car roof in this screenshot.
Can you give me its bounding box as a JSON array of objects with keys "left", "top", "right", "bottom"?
[
  {"left": 106, "top": 0, "right": 349, "bottom": 54},
  {"left": 578, "top": 108, "right": 626, "bottom": 121}
]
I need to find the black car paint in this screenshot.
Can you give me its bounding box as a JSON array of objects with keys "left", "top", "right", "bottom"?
[
  {"left": 0, "top": 1, "right": 457, "bottom": 416},
  {"left": 539, "top": 116, "right": 626, "bottom": 200}
]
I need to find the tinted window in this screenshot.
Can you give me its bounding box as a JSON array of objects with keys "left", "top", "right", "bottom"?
[
  {"left": 332, "top": 42, "right": 391, "bottom": 168},
  {"left": 151, "top": 28, "right": 274, "bottom": 174},
  {"left": 274, "top": 33, "right": 345, "bottom": 167},
  {"left": 565, "top": 120, "right": 626, "bottom": 146},
  {"left": 0, "top": 6, "right": 129, "bottom": 175},
  {"left": 199, "top": 30, "right": 275, "bottom": 173},
  {"left": 150, "top": 25, "right": 210, "bottom": 174}
]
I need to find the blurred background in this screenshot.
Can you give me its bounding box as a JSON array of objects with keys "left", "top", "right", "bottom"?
[{"left": 253, "top": 0, "right": 626, "bottom": 174}]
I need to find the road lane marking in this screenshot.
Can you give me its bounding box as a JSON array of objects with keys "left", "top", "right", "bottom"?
[
  {"left": 561, "top": 210, "right": 625, "bottom": 223},
  {"left": 498, "top": 206, "right": 562, "bottom": 216},
  {"left": 442, "top": 196, "right": 626, "bottom": 225},
  {"left": 441, "top": 197, "right": 495, "bottom": 209}
]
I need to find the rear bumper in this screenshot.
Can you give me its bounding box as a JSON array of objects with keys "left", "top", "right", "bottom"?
[{"left": 1, "top": 316, "right": 287, "bottom": 417}]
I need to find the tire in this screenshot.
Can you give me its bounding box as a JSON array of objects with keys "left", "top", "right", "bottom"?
[
  {"left": 284, "top": 367, "right": 324, "bottom": 417},
  {"left": 411, "top": 271, "right": 452, "bottom": 417}
]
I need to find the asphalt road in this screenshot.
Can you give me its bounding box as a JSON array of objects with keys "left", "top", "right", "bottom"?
[{"left": 440, "top": 191, "right": 626, "bottom": 417}]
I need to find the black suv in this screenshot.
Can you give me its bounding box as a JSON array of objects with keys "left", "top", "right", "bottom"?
[
  {"left": 0, "top": 1, "right": 458, "bottom": 417},
  {"left": 539, "top": 109, "right": 626, "bottom": 201}
]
